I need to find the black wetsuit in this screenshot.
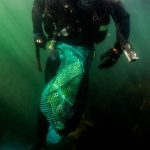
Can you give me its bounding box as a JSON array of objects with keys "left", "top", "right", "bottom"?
[
  {"left": 32, "top": 0, "right": 130, "bottom": 148},
  {"left": 32, "top": 0, "right": 130, "bottom": 46}
]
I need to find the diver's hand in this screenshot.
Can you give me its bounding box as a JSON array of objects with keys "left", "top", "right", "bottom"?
[
  {"left": 98, "top": 48, "right": 121, "bottom": 69},
  {"left": 34, "top": 33, "right": 47, "bottom": 49}
]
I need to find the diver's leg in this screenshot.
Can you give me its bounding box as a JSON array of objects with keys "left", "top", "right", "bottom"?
[
  {"left": 31, "top": 110, "right": 49, "bottom": 150},
  {"left": 34, "top": 54, "right": 61, "bottom": 149},
  {"left": 67, "top": 74, "right": 93, "bottom": 137},
  {"left": 67, "top": 51, "right": 95, "bottom": 149},
  {"left": 36, "top": 111, "right": 49, "bottom": 149}
]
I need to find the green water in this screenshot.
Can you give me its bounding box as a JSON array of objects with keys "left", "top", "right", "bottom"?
[{"left": 0, "top": 0, "right": 150, "bottom": 148}]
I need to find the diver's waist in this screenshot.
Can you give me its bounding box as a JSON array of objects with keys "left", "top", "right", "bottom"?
[{"left": 56, "top": 36, "right": 93, "bottom": 49}]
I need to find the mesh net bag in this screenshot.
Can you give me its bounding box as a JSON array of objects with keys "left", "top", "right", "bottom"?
[{"left": 40, "top": 43, "right": 92, "bottom": 134}]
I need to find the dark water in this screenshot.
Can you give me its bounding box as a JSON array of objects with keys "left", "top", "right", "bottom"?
[{"left": 0, "top": 0, "right": 150, "bottom": 149}]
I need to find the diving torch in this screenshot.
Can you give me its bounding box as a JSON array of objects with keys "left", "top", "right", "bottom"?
[{"left": 120, "top": 42, "right": 139, "bottom": 62}]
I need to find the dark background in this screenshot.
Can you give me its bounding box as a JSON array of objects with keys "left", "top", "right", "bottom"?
[{"left": 0, "top": 0, "right": 150, "bottom": 149}]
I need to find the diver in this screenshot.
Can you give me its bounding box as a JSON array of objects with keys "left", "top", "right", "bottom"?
[{"left": 31, "top": 0, "right": 137, "bottom": 149}]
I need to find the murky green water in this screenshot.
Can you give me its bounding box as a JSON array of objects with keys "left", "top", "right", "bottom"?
[{"left": 0, "top": 0, "right": 150, "bottom": 148}]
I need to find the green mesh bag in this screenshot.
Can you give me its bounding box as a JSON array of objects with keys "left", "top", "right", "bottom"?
[{"left": 40, "top": 43, "right": 92, "bottom": 134}]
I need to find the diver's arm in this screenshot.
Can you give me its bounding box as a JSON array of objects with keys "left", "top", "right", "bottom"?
[
  {"left": 32, "top": 0, "right": 45, "bottom": 34},
  {"left": 109, "top": 1, "right": 138, "bottom": 62},
  {"left": 109, "top": 0, "right": 130, "bottom": 43},
  {"left": 98, "top": 0, "right": 130, "bottom": 68}
]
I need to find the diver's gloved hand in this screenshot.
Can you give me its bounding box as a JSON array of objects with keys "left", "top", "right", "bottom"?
[
  {"left": 98, "top": 42, "right": 122, "bottom": 69},
  {"left": 34, "top": 33, "right": 47, "bottom": 49}
]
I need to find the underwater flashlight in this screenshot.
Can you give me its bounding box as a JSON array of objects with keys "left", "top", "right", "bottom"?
[{"left": 121, "top": 42, "right": 139, "bottom": 62}]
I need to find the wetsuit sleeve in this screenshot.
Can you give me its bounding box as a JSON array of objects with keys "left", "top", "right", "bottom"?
[
  {"left": 32, "top": 0, "right": 45, "bottom": 34},
  {"left": 109, "top": 0, "right": 130, "bottom": 43}
]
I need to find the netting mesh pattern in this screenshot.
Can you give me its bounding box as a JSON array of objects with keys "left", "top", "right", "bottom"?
[{"left": 40, "top": 43, "right": 91, "bottom": 132}]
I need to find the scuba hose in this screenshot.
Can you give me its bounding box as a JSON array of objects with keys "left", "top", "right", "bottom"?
[{"left": 36, "top": 44, "right": 42, "bottom": 72}]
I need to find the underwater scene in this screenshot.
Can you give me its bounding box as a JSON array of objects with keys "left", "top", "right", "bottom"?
[{"left": 0, "top": 0, "right": 150, "bottom": 149}]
